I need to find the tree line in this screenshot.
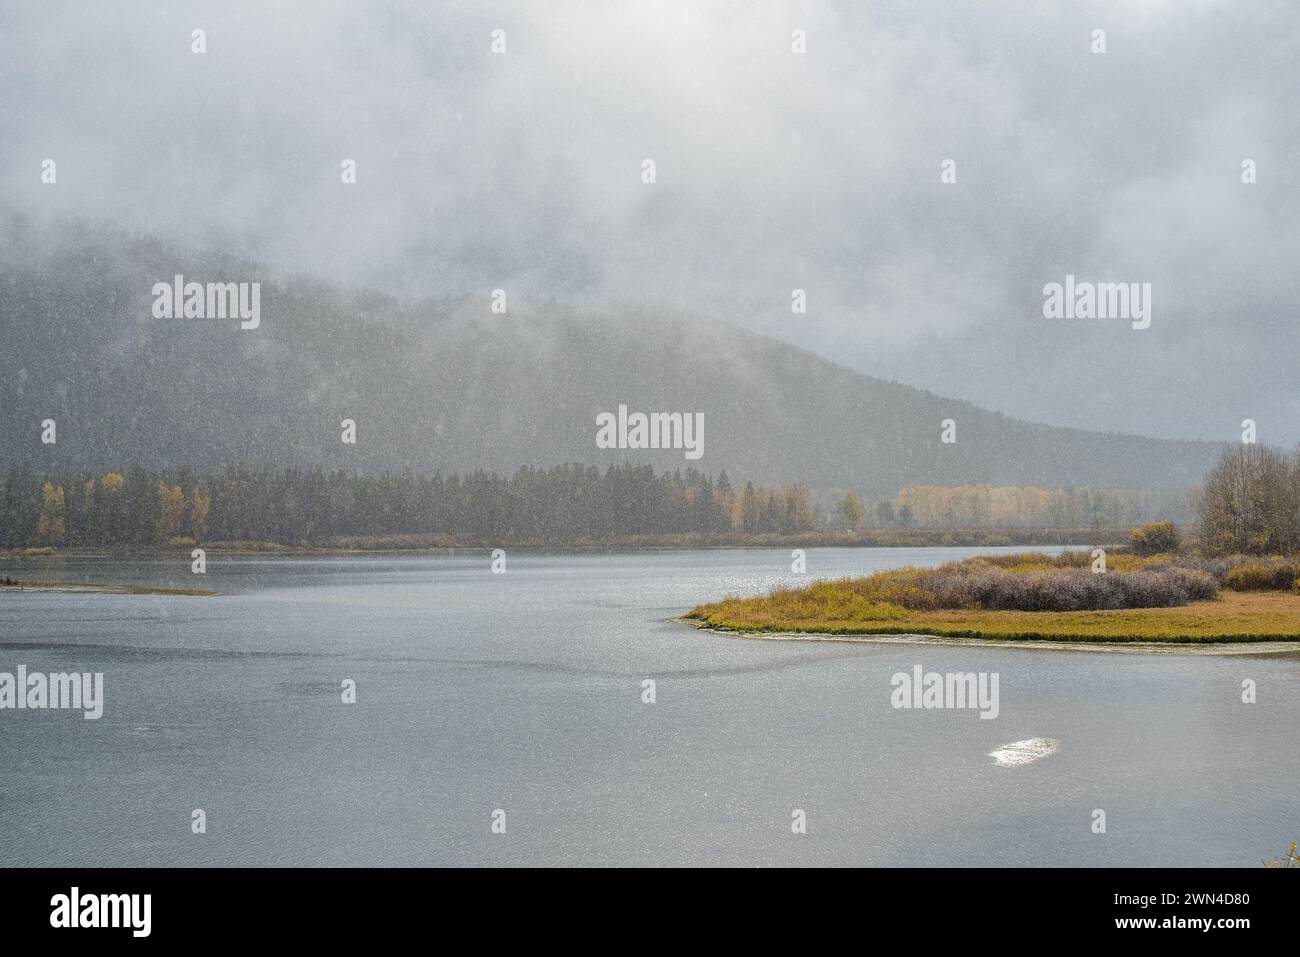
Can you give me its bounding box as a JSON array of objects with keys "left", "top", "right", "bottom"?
[
  {"left": 0, "top": 461, "right": 818, "bottom": 547},
  {"left": 881, "top": 483, "right": 1184, "bottom": 528}
]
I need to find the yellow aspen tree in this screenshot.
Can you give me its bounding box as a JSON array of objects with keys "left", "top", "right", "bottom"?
[
  {"left": 187, "top": 486, "right": 210, "bottom": 541},
  {"left": 156, "top": 482, "right": 185, "bottom": 542},
  {"left": 35, "top": 481, "right": 66, "bottom": 545}
]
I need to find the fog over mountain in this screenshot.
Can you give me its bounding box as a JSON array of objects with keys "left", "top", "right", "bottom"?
[
  {"left": 2, "top": 2, "right": 1297, "bottom": 446},
  {"left": 1, "top": 214, "right": 1223, "bottom": 500}
]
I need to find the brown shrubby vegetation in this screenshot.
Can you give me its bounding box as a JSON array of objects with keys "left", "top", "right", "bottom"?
[
  {"left": 1222, "top": 561, "right": 1300, "bottom": 591},
  {"left": 833, "top": 558, "right": 1217, "bottom": 613}
]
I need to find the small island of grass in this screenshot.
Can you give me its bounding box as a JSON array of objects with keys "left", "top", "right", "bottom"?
[{"left": 685, "top": 545, "right": 1300, "bottom": 645}]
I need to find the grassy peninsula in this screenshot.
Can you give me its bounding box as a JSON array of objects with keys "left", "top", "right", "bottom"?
[{"left": 685, "top": 547, "right": 1300, "bottom": 644}]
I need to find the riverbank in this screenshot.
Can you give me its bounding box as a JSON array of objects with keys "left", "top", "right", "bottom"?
[
  {"left": 680, "top": 614, "right": 1300, "bottom": 654},
  {"left": 0, "top": 577, "right": 217, "bottom": 596}
]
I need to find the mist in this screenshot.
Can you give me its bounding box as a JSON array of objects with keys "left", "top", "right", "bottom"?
[{"left": 4, "top": 1, "right": 1297, "bottom": 443}]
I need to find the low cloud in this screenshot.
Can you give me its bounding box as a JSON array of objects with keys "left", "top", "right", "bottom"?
[{"left": 2, "top": 0, "right": 1295, "bottom": 441}]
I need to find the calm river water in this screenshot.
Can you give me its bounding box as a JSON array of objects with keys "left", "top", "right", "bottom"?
[{"left": 1, "top": 547, "right": 1296, "bottom": 866}]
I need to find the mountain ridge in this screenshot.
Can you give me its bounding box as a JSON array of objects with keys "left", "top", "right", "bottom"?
[{"left": 0, "top": 212, "right": 1225, "bottom": 500}]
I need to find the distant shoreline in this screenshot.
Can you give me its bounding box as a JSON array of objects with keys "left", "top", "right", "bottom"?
[{"left": 0, "top": 528, "right": 1126, "bottom": 558}]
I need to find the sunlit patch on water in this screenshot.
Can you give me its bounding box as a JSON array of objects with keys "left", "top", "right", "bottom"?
[{"left": 988, "top": 737, "right": 1058, "bottom": 767}]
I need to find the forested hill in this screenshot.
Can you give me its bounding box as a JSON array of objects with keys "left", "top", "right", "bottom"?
[{"left": 1, "top": 212, "right": 1223, "bottom": 500}]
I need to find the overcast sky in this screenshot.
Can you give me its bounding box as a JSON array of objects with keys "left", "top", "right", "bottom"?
[{"left": 3, "top": 1, "right": 1298, "bottom": 443}]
